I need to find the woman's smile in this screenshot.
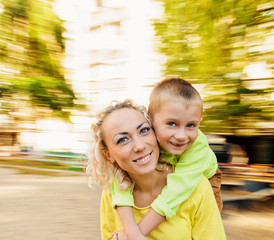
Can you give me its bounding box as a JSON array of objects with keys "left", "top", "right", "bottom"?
[{"left": 133, "top": 152, "right": 152, "bottom": 164}]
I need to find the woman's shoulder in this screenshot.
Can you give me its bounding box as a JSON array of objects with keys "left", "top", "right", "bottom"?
[
  {"left": 181, "top": 176, "right": 221, "bottom": 224},
  {"left": 174, "top": 176, "right": 213, "bottom": 216},
  {"left": 101, "top": 189, "right": 112, "bottom": 204},
  {"left": 196, "top": 176, "right": 211, "bottom": 190},
  {"left": 188, "top": 176, "right": 214, "bottom": 203}
]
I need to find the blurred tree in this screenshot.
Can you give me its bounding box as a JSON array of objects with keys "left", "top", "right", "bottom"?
[
  {"left": 154, "top": 0, "right": 274, "bottom": 135},
  {"left": 0, "top": 0, "right": 75, "bottom": 119}
]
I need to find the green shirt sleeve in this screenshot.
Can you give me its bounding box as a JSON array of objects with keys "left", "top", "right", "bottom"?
[
  {"left": 111, "top": 177, "right": 134, "bottom": 208},
  {"left": 151, "top": 130, "right": 218, "bottom": 219}
]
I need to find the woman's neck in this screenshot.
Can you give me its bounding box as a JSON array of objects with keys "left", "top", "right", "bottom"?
[{"left": 131, "top": 166, "right": 172, "bottom": 207}]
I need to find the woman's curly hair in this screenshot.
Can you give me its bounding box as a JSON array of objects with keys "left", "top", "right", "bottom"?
[{"left": 86, "top": 99, "right": 168, "bottom": 191}]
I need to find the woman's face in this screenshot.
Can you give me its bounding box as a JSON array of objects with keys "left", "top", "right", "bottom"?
[{"left": 102, "top": 108, "right": 159, "bottom": 178}]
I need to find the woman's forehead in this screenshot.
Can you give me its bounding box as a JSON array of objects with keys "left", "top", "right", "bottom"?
[{"left": 103, "top": 108, "right": 147, "bottom": 132}]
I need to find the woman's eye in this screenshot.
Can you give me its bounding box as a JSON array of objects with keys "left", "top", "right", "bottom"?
[
  {"left": 140, "top": 127, "right": 150, "bottom": 134},
  {"left": 117, "top": 137, "right": 128, "bottom": 144},
  {"left": 167, "top": 122, "right": 176, "bottom": 127}
]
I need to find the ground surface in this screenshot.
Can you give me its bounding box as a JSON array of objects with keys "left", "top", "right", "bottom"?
[{"left": 0, "top": 167, "right": 273, "bottom": 240}]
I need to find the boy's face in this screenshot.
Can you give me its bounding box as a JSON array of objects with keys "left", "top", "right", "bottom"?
[{"left": 152, "top": 100, "right": 202, "bottom": 155}]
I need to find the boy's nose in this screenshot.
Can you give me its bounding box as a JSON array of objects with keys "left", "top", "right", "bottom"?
[{"left": 174, "top": 128, "right": 187, "bottom": 141}]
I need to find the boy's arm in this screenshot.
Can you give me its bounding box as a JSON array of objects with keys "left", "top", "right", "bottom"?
[
  {"left": 111, "top": 179, "right": 147, "bottom": 239},
  {"left": 116, "top": 206, "right": 148, "bottom": 240},
  {"left": 137, "top": 208, "right": 166, "bottom": 236},
  {"left": 208, "top": 168, "right": 223, "bottom": 212},
  {"left": 151, "top": 130, "right": 218, "bottom": 219}
]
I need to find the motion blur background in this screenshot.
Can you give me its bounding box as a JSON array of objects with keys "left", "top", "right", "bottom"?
[{"left": 0, "top": 0, "right": 273, "bottom": 239}]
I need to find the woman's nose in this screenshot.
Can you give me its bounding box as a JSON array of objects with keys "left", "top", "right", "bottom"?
[{"left": 133, "top": 138, "right": 146, "bottom": 152}]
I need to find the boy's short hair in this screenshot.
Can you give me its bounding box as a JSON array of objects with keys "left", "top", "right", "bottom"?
[{"left": 148, "top": 78, "right": 203, "bottom": 119}]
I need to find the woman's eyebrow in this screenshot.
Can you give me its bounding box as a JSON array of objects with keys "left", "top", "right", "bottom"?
[
  {"left": 114, "top": 132, "right": 128, "bottom": 137},
  {"left": 137, "top": 122, "right": 146, "bottom": 130},
  {"left": 113, "top": 122, "right": 147, "bottom": 139}
]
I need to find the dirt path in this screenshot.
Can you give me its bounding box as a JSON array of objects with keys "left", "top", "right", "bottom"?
[{"left": 0, "top": 167, "right": 101, "bottom": 240}]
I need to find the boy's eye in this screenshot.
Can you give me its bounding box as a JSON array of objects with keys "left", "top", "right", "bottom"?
[
  {"left": 167, "top": 122, "right": 176, "bottom": 127},
  {"left": 187, "top": 123, "right": 196, "bottom": 128},
  {"left": 140, "top": 127, "right": 150, "bottom": 135},
  {"left": 117, "top": 137, "right": 129, "bottom": 144}
]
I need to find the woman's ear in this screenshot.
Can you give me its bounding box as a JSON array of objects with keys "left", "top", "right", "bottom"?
[{"left": 104, "top": 150, "right": 115, "bottom": 163}]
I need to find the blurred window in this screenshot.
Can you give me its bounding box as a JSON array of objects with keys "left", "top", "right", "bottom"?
[
  {"left": 90, "top": 61, "right": 128, "bottom": 81},
  {"left": 97, "top": 0, "right": 127, "bottom": 8}
]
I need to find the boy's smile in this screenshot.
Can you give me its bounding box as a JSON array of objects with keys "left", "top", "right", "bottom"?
[{"left": 152, "top": 100, "right": 202, "bottom": 155}]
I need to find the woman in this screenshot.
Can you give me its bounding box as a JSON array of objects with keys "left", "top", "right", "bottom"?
[{"left": 86, "top": 100, "right": 226, "bottom": 240}]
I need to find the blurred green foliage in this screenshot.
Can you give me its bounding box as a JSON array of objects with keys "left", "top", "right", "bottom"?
[
  {"left": 154, "top": 0, "right": 274, "bottom": 135},
  {"left": 0, "top": 0, "right": 75, "bottom": 119}
]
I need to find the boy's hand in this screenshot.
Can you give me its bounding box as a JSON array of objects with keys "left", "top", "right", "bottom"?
[
  {"left": 138, "top": 208, "right": 166, "bottom": 235},
  {"left": 112, "top": 231, "right": 148, "bottom": 240},
  {"left": 112, "top": 231, "right": 127, "bottom": 240}
]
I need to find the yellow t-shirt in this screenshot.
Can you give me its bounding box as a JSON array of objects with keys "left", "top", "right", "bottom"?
[{"left": 101, "top": 176, "right": 226, "bottom": 240}]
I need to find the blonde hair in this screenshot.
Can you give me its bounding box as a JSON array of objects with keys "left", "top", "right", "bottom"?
[
  {"left": 86, "top": 99, "right": 168, "bottom": 191},
  {"left": 149, "top": 78, "right": 203, "bottom": 119}
]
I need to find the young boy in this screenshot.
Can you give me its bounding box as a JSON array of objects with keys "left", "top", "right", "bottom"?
[{"left": 111, "top": 78, "right": 223, "bottom": 239}]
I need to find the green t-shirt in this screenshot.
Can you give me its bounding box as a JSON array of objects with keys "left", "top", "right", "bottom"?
[{"left": 111, "top": 129, "right": 218, "bottom": 219}]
